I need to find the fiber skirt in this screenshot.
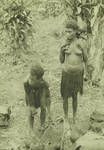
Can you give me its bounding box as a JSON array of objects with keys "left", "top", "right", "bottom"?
[{"left": 61, "top": 70, "right": 84, "bottom": 98}]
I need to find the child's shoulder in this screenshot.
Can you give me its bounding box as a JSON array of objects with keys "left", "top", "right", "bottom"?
[
  {"left": 42, "top": 80, "right": 50, "bottom": 96},
  {"left": 24, "top": 75, "right": 30, "bottom": 85}
]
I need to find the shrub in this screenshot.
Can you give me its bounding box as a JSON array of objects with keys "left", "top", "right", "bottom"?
[{"left": 2, "top": 0, "right": 32, "bottom": 50}]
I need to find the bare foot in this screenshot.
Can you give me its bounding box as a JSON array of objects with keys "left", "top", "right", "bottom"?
[{"left": 38, "top": 125, "right": 45, "bottom": 133}]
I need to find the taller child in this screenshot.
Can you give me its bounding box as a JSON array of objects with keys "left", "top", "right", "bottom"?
[{"left": 60, "top": 20, "right": 88, "bottom": 123}]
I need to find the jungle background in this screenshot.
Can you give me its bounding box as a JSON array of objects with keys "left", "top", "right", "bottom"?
[{"left": 0, "top": 0, "right": 104, "bottom": 149}]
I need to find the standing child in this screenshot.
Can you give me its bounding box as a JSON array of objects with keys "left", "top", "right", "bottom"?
[
  {"left": 60, "top": 20, "right": 88, "bottom": 124},
  {"left": 24, "top": 64, "right": 51, "bottom": 132}
]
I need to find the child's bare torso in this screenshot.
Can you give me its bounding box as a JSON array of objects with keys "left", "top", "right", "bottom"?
[{"left": 62, "top": 39, "right": 85, "bottom": 72}]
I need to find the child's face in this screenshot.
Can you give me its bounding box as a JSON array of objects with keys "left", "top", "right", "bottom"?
[
  {"left": 65, "top": 28, "right": 75, "bottom": 39},
  {"left": 30, "top": 74, "right": 37, "bottom": 81},
  {"left": 29, "top": 74, "right": 38, "bottom": 86}
]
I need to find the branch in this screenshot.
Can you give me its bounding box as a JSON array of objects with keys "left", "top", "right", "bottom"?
[
  {"left": 80, "top": 2, "right": 97, "bottom": 8},
  {"left": 64, "top": 0, "right": 73, "bottom": 7}
]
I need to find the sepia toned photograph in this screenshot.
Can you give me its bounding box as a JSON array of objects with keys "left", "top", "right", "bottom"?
[{"left": 0, "top": 0, "right": 104, "bottom": 149}]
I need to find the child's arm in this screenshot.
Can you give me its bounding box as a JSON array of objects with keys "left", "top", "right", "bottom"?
[
  {"left": 40, "top": 82, "right": 50, "bottom": 107},
  {"left": 24, "top": 80, "right": 31, "bottom": 106},
  {"left": 59, "top": 45, "right": 66, "bottom": 63},
  {"left": 81, "top": 41, "right": 89, "bottom": 80}
]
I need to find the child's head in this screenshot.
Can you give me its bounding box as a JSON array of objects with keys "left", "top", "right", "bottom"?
[
  {"left": 30, "top": 64, "right": 44, "bottom": 80},
  {"left": 65, "top": 20, "right": 79, "bottom": 40},
  {"left": 65, "top": 20, "right": 78, "bottom": 33}
]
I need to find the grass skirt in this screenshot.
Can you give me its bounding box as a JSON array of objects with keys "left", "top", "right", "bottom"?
[{"left": 61, "top": 69, "right": 84, "bottom": 99}]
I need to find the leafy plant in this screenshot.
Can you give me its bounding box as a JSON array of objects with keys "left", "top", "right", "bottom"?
[
  {"left": 63, "top": 0, "right": 79, "bottom": 20},
  {"left": 38, "top": 0, "right": 64, "bottom": 18},
  {"left": 78, "top": 0, "right": 104, "bottom": 33},
  {"left": 2, "top": 0, "right": 32, "bottom": 50}
]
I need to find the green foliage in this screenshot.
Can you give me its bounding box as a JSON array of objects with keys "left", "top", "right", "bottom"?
[
  {"left": 38, "top": 0, "right": 64, "bottom": 17},
  {"left": 77, "top": 1, "right": 104, "bottom": 33},
  {"left": 2, "top": 0, "right": 32, "bottom": 50},
  {"left": 63, "top": 0, "right": 79, "bottom": 20},
  {"left": 45, "top": 1, "right": 63, "bottom": 17},
  {"left": 63, "top": 0, "right": 104, "bottom": 33}
]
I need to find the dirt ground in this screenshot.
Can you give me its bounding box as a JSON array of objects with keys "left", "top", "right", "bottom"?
[{"left": 0, "top": 14, "right": 104, "bottom": 149}]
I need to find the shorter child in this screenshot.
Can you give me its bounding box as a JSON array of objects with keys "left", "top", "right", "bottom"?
[{"left": 24, "top": 64, "right": 51, "bottom": 131}]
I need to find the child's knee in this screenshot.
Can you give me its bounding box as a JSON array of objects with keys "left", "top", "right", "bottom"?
[{"left": 28, "top": 106, "right": 37, "bottom": 118}]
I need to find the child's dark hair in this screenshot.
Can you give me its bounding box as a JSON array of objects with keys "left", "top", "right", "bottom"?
[
  {"left": 30, "top": 64, "right": 44, "bottom": 79},
  {"left": 65, "top": 19, "right": 78, "bottom": 31}
]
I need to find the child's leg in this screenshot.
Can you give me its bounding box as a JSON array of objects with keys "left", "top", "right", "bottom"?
[
  {"left": 72, "top": 93, "right": 78, "bottom": 124},
  {"left": 40, "top": 90, "right": 47, "bottom": 128},
  {"left": 40, "top": 105, "right": 46, "bottom": 128},
  {"left": 63, "top": 97, "right": 68, "bottom": 121},
  {"left": 46, "top": 97, "right": 51, "bottom": 121},
  {"left": 26, "top": 107, "right": 34, "bottom": 137},
  {"left": 28, "top": 107, "right": 34, "bottom": 129}
]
